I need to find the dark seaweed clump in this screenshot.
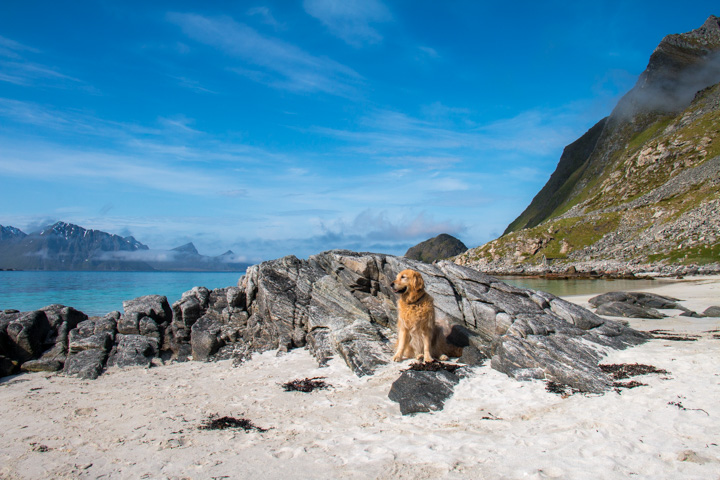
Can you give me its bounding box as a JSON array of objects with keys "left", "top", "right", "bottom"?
[
  {"left": 199, "top": 415, "right": 268, "bottom": 432},
  {"left": 599, "top": 363, "right": 669, "bottom": 380},
  {"left": 545, "top": 381, "right": 582, "bottom": 396},
  {"left": 406, "top": 360, "right": 462, "bottom": 373},
  {"left": 281, "top": 377, "right": 331, "bottom": 393},
  {"left": 649, "top": 330, "right": 699, "bottom": 342}
]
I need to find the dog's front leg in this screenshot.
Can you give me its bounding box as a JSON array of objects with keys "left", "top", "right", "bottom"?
[
  {"left": 422, "top": 330, "right": 434, "bottom": 363},
  {"left": 393, "top": 325, "right": 408, "bottom": 362}
]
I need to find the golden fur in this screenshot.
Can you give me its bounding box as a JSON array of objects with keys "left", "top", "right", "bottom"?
[{"left": 390, "top": 269, "right": 463, "bottom": 362}]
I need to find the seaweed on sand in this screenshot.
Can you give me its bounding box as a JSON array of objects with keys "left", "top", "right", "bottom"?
[
  {"left": 599, "top": 363, "right": 669, "bottom": 380},
  {"left": 545, "top": 381, "right": 582, "bottom": 397},
  {"left": 649, "top": 330, "right": 699, "bottom": 342},
  {"left": 281, "top": 377, "right": 331, "bottom": 393},
  {"left": 199, "top": 415, "right": 268, "bottom": 432},
  {"left": 405, "top": 360, "right": 462, "bottom": 374}
]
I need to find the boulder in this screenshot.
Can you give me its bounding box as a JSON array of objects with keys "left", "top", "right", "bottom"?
[
  {"left": 595, "top": 301, "right": 667, "bottom": 319},
  {"left": 20, "top": 359, "right": 63, "bottom": 373},
  {"left": 107, "top": 334, "right": 158, "bottom": 368},
  {"left": 0, "top": 355, "right": 18, "bottom": 377},
  {"left": 589, "top": 292, "right": 681, "bottom": 309},
  {"left": 64, "top": 314, "right": 118, "bottom": 379},
  {"left": 64, "top": 349, "right": 108, "bottom": 380},
  {"left": 589, "top": 291, "right": 700, "bottom": 318},
  {"left": 388, "top": 368, "right": 463, "bottom": 415},
  {"left": 703, "top": 306, "right": 720, "bottom": 317},
  {"left": 122, "top": 295, "right": 172, "bottom": 324},
  {"left": 191, "top": 315, "right": 224, "bottom": 361},
  {"left": 5, "top": 311, "right": 51, "bottom": 362}
]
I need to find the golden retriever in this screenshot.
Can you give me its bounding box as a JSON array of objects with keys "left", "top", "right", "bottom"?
[{"left": 390, "top": 269, "right": 463, "bottom": 362}]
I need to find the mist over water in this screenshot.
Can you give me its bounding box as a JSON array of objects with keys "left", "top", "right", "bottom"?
[{"left": 0, "top": 271, "right": 244, "bottom": 316}]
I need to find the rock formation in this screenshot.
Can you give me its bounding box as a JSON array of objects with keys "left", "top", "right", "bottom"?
[
  {"left": 405, "top": 233, "right": 468, "bottom": 263},
  {"left": 0, "top": 251, "right": 647, "bottom": 393}
]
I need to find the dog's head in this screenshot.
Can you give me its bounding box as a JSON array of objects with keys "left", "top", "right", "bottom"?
[{"left": 391, "top": 269, "right": 425, "bottom": 296}]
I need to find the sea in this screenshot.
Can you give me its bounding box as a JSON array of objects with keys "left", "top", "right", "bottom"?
[{"left": 0, "top": 270, "right": 673, "bottom": 317}]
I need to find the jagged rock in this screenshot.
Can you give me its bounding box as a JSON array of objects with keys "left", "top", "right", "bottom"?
[
  {"left": 191, "top": 315, "right": 224, "bottom": 361},
  {"left": 589, "top": 291, "right": 700, "bottom": 318},
  {"left": 64, "top": 314, "right": 118, "bottom": 379},
  {"left": 0, "top": 305, "right": 87, "bottom": 375},
  {"left": 107, "top": 334, "right": 158, "bottom": 368},
  {"left": 595, "top": 301, "right": 666, "bottom": 319},
  {"left": 64, "top": 349, "right": 108, "bottom": 380},
  {"left": 703, "top": 306, "right": 720, "bottom": 317},
  {"left": 4, "top": 311, "right": 51, "bottom": 362},
  {"left": 123, "top": 295, "right": 172, "bottom": 324},
  {"left": 20, "top": 359, "right": 63, "bottom": 373},
  {"left": 230, "top": 250, "right": 646, "bottom": 392},
  {"left": 589, "top": 292, "right": 681, "bottom": 309},
  {"left": 0, "top": 355, "right": 18, "bottom": 377},
  {"left": 388, "top": 369, "right": 462, "bottom": 415}
]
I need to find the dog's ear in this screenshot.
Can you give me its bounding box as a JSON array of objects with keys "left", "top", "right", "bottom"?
[{"left": 411, "top": 271, "right": 425, "bottom": 291}]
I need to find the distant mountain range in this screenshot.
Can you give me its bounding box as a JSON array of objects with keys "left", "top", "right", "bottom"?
[
  {"left": 456, "top": 15, "right": 720, "bottom": 274},
  {"left": 0, "top": 222, "right": 249, "bottom": 272}
]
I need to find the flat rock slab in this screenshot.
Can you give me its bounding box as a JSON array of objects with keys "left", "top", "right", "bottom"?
[
  {"left": 388, "top": 368, "right": 463, "bottom": 415},
  {"left": 590, "top": 291, "right": 699, "bottom": 319}
]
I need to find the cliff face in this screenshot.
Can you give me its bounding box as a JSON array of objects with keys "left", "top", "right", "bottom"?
[{"left": 459, "top": 16, "right": 720, "bottom": 274}]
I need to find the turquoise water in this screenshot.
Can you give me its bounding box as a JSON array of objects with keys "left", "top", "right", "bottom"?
[
  {"left": 502, "top": 276, "right": 672, "bottom": 297},
  {"left": 0, "top": 271, "right": 673, "bottom": 317},
  {"left": 0, "top": 271, "right": 245, "bottom": 316}
]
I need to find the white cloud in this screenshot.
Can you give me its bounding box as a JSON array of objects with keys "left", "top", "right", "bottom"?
[
  {"left": 168, "top": 13, "right": 362, "bottom": 96},
  {"left": 303, "top": 0, "right": 392, "bottom": 47}
]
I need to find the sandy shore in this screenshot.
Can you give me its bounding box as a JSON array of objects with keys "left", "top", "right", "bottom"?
[{"left": 1, "top": 277, "right": 718, "bottom": 479}]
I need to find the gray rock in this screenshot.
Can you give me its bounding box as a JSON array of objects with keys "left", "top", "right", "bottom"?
[
  {"left": 0, "top": 355, "right": 18, "bottom": 377},
  {"left": 703, "top": 306, "right": 720, "bottom": 317},
  {"left": 388, "top": 369, "right": 462, "bottom": 415},
  {"left": 4, "top": 311, "right": 51, "bottom": 362},
  {"left": 122, "top": 295, "right": 172, "bottom": 323},
  {"left": 63, "top": 349, "right": 107, "bottom": 379},
  {"left": 64, "top": 315, "right": 117, "bottom": 379},
  {"left": 191, "top": 315, "right": 224, "bottom": 361},
  {"left": 595, "top": 301, "right": 667, "bottom": 319},
  {"left": 224, "top": 250, "right": 646, "bottom": 392},
  {"left": 589, "top": 291, "right": 680, "bottom": 308},
  {"left": 20, "top": 359, "right": 63, "bottom": 373},
  {"left": 107, "top": 334, "right": 158, "bottom": 368}
]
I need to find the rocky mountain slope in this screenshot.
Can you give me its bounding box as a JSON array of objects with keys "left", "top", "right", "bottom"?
[
  {"left": 405, "top": 233, "right": 467, "bottom": 263},
  {"left": 0, "top": 222, "right": 248, "bottom": 271},
  {"left": 457, "top": 16, "right": 720, "bottom": 275}
]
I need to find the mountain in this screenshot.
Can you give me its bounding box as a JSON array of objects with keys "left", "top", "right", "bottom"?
[
  {"left": 457, "top": 16, "right": 720, "bottom": 275},
  {"left": 405, "top": 234, "right": 468, "bottom": 263},
  {"left": 0, "top": 222, "right": 249, "bottom": 271}
]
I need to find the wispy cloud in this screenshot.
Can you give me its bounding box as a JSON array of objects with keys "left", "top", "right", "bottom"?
[
  {"left": 0, "top": 35, "right": 89, "bottom": 89},
  {"left": 167, "top": 12, "right": 362, "bottom": 96},
  {"left": 303, "top": 0, "right": 392, "bottom": 47},
  {"left": 0, "top": 143, "right": 236, "bottom": 196},
  {"left": 246, "top": 6, "right": 283, "bottom": 30}
]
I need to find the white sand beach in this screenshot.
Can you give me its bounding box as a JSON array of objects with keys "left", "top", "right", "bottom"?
[{"left": 1, "top": 277, "right": 718, "bottom": 480}]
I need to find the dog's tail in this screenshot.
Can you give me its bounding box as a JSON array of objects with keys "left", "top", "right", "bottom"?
[{"left": 434, "top": 314, "right": 464, "bottom": 358}]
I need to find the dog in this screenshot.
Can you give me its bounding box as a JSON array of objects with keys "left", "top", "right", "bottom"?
[{"left": 390, "top": 269, "right": 463, "bottom": 362}]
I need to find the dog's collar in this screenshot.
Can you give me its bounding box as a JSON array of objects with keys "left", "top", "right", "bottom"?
[{"left": 404, "top": 290, "right": 427, "bottom": 305}]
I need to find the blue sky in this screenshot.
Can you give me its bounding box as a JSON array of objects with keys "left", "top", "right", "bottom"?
[{"left": 0, "top": 1, "right": 717, "bottom": 262}]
